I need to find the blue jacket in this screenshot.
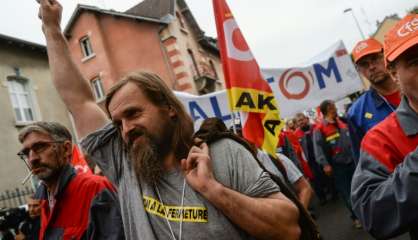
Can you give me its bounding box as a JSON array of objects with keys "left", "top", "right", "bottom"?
[{"left": 347, "top": 88, "right": 397, "bottom": 163}]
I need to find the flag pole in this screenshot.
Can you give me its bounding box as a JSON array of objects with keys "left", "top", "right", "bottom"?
[{"left": 231, "top": 111, "right": 237, "bottom": 134}]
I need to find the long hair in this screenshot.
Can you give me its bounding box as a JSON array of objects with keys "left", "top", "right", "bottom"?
[{"left": 105, "top": 71, "right": 194, "bottom": 160}]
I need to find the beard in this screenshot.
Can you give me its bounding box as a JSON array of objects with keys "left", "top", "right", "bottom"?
[
  {"left": 31, "top": 160, "right": 61, "bottom": 182},
  {"left": 127, "top": 119, "right": 175, "bottom": 185},
  {"left": 34, "top": 166, "right": 56, "bottom": 181},
  {"left": 369, "top": 71, "right": 390, "bottom": 85}
]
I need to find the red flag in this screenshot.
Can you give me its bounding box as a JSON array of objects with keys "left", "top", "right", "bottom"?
[
  {"left": 72, "top": 145, "right": 92, "bottom": 174},
  {"left": 213, "top": 0, "right": 283, "bottom": 155}
]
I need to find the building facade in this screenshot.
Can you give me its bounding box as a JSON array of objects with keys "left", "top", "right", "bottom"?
[
  {"left": 64, "top": 0, "right": 224, "bottom": 100},
  {"left": 372, "top": 15, "right": 400, "bottom": 44},
  {"left": 0, "top": 34, "right": 74, "bottom": 192}
]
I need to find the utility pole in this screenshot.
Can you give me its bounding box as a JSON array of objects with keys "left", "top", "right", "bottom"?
[{"left": 344, "top": 8, "right": 366, "bottom": 40}]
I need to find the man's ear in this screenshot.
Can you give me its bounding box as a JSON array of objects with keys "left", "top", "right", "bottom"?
[
  {"left": 63, "top": 141, "right": 73, "bottom": 161},
  {"left": 168, "top": 105, "right": 177, "bottom": 119}
]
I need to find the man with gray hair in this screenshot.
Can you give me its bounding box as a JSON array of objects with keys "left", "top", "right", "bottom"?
[{"left": 18, "top": 121, "right": 124, "bottom": 240}]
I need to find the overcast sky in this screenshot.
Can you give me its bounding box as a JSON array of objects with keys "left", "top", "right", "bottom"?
[{"left": 2, "top": 0, "right": 416, "bottom": 67}]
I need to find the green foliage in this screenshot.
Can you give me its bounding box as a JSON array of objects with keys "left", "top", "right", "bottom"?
[{"left": 408, "top": 5, "right": 418, "bottom": 14}]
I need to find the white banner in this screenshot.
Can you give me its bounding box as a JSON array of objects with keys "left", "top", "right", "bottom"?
[
  {"left": 262, "top": 41, "right": 364, "bottom": 118},
  {"left": 174, "top": 90, "right": 233, "bottom": 130},
  {"left": 175, "top": 40, "right": 364, "bottom": 126}
]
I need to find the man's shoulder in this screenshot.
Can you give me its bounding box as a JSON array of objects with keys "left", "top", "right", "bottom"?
[
  {"left": 313, "top": 121, "right": 325, "bottom": 131},
  {"left": 360, "top": 112, "right": 402, "bottom": 171},
  {"left": 363, "top": 113, "right": 397, "bottom": 140},
  {"left": 209, "top": 137, "right": 243, "bottom": 151},
  {"left": 348, "top": 91, "right": 374, "bottom": 117},
  {"left": 294, "top": 128, "right": 304, "bottom": 138},
  {"left": 80, "top": 122, "right": 118, "bottom": 147},
  {"left": 73, "top": 173, "right": 114, "bottom": 192},
  {"left": 208, "top": 137, "right": 254, "bottom": 163},
  {"left": 361, "top": 112, "right": 398, "bottom": 154}
]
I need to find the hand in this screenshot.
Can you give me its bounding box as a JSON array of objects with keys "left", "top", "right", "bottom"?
[
  {"left": 181, "top": 143, "right": 217, "bottom": 194},
  {"left": 37, "top": 0, "right": 62, "bottom": 32},
  {"left": 323, "top": 164, "right": 333, "bottom": 176}
]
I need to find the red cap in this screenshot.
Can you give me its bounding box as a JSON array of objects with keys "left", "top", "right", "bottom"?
[
  {"left": 352, "top": 38, "right": 383, "bottom": 63},
  {"left": 384, "top": 14, "right": 418, "bottom": 65}
]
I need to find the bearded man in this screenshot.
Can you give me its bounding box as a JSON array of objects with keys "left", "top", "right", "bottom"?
[{"left": 36, "top": 0, "right": 301, "bottom": 239}]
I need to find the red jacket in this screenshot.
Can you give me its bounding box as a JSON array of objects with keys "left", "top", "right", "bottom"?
[
  {"left": 313, "top": 118, "right": 354, "bottom": 166},
  {"left": 280, "top": 130, "right": 314, "bottom": 179},
  {"left": 38, "top": 165, "right": 123, "bottom": 240},
  {"left": 351, "top": 98, "right": 418, "bottom": 239}
]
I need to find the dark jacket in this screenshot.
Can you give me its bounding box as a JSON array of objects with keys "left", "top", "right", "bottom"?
[
  {"left": 313, "top": 118, "right": 354, "bottom": 166},
  {"left": 351, "top": 97, "right": 418, "bottom": 239},
  {"left": 19, "top": 217, "right": 40, "bottom": 240},
  {"left": 38, "top": 164, "right": 124, "bottom": 240},
  {"left": 295, "top": 125, "right": 316, "bottom": 164}
]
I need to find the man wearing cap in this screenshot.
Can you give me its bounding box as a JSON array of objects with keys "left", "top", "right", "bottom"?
[
  {"left": 347, "top": 38, "right": 400, "bottom": 163},
  {"left": 351, "top": 14, "right": 418, "bottom": 239}
]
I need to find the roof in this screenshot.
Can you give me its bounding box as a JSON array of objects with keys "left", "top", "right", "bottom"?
[
  {"left": 177, "top": 0, "right": 218, "bottom": 53},
  {"left": 0, "top": 33, "right": 46, "bottom": 53},
  {"left": 64, "top": 4, "right": 168, "bottom": 35},
  {"left": 126, "top": 0, "right": 218, "bottom": 53},
  {"left": 125, "top": 0, "right": 175, "bottom": 20},
  {"left": 64, "top": 1, "right": 219, "bottom": 53},
  {"left": 199, "top": 36, "right": 219, "bottom": 54}
]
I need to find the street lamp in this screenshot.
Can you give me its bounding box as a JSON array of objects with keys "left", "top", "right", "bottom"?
[{"left": 343, "top": 8, "right": 366, "bottom": 40}]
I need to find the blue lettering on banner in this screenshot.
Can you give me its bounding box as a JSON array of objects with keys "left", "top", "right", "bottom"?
[
  {"left": 313, "top": 57, "right": 342, "bottom": 89},
  {"left": 266, "top": 77, "right": 275, "bottom": 84},
  {"left": 189, "top": 101, "right": 208, "bottom": 122},
  {"left": 210, "top": 96, "right": 232, "bottom": 122},
  {"left": 188, "top": 97, "right": 231, "bottom": 123}
]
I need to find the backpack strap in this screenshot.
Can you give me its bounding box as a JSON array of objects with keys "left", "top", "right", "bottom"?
[{"left": 193, "top": 129, "right": 321, "bottom": 240}]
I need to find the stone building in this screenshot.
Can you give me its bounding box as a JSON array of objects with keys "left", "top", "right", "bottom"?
[{"left": 0, "top": 34, "right": 73, "bottom": 192}]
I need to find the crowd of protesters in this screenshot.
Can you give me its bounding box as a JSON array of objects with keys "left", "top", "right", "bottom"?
[{"left": 1, "top": 0, "right": 416, "bottom": 239}]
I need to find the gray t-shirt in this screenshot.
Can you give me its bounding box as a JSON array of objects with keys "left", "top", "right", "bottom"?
[
  {"left": 257, "top": 151, "right": 303, "bottom": 185},
  {"left": 81, "top": 124, "right": 280, "bottom": 240}
]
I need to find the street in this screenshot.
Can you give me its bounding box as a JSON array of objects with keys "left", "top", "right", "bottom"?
[{"left": 315, "top": 199, "right": 410, "bottom": 240}]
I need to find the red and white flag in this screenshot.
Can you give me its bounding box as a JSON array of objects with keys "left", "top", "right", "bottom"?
[
  {"left": 72, "top": 145, "right": 92, "bottom": 174},
  {"left": 213, "top": 0, "right": 283, "bottom": 155}
]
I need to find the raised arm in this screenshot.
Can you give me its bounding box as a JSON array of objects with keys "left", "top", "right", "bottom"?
[{"left": 38, "top": 0, "right": 108, "bottom": 138}]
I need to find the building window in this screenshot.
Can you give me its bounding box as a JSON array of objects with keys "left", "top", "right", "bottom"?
[
  {"left": 80, "top": 36, "right": 94, "bottom": 58},
  {"left": 187, "top": 49, "right": 200, "bottom": 78},
  {"left": 176, "top": 12, "right": 185, "bottom": 29},
  {"left": 7, "top": 78, "right": 35, "bottom": 123},
  {"left": 209, "top": 60, "right": 218, "bottom": 79},
  {"left": 91, "top": 77, "right": 105, "bottom": 101}
]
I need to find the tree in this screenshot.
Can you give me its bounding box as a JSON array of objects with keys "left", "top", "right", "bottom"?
[{"left": 408, "top": 5, "right": 418, "bottom": 14}]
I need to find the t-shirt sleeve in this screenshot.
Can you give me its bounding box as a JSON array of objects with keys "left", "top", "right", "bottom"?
[
  {"left": 277, "top": 153, "right": 303, "bottom": 184},
  {"left": 80, "top": 123, "right": 125, "bottom": 185},
  {"left": 210, "top": 139, "right": 280, "bottom": 198},
  {"left": 257, "top": 150, "right": 285, "bottom": 181}
]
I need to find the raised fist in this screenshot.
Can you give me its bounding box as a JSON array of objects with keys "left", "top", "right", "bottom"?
[{"left": 37, "top": 0, "right": 62, "bottom": 32}]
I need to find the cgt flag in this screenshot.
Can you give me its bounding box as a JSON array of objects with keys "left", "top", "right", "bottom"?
[{"left": 213, "top": 0, "right": 283, "bottom": 155}]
